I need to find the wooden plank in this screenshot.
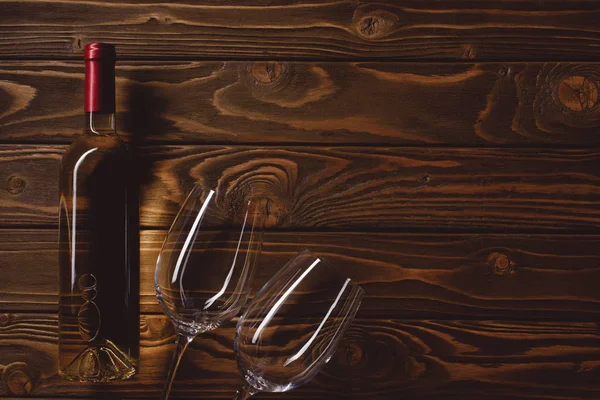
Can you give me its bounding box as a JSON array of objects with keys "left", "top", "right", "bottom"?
[
  {"left": 1, "top": 313, "right": 600, "bottom": 398},
  {"left": 2, "top": 1, "right": 600, "bottom": 61},
  {"left": 1, "top": 145, "right": 598, "bottom": 230},
  {"left": 2, "top": 61, "right": 600, "bottom": 145},
  {"left": 2, "top": 230, "right": 600, "bottom": 320},
  {"left": 142, "top": 146, "right": 600, "bottom": 231}
]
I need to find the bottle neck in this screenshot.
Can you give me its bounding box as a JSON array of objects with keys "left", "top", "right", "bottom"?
[
  {"left": 84, "top": 54, "right": 116, "bottom": 136},
  {"left": 85, "top": 112, "right": 116, "bottom": 135}
]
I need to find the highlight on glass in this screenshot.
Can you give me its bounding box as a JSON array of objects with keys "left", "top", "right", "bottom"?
[
  {"left": 233, "top": 250, "right": 364, "bottom": 399},
  {"left": 155, "top": 185, "right": 267, "bottom": 400}
]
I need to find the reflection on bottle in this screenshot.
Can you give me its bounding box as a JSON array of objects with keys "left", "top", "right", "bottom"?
[
  {"left": 60, "top": 274, "right": 135, "bottom": 382},
  {"left": 77, "top": 274, "right": 101, "bottom": 342}
]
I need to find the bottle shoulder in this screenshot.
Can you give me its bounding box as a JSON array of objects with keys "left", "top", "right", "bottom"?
[
  {"left": 61, "top": 135, "right": 128, "bottom": 177},
  {"left": 61, "top": 135, "right": 126, "bottom": 166}
]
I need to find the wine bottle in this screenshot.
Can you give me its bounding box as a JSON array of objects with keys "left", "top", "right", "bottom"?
[{"left": 58, "top": 43, "right": 139, "bottom": 382}]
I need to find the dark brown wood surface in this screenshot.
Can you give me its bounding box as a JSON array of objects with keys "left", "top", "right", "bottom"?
[
  {"left": 2, "top": 313, "right": 600, "bottom": 399},
  {"left": 3, "top": 1, "right": 600, "bottom": 61},
  {"left": 1, "top": 61, "right": 600, "bottom": 145},
  {"left": 1, "top": 1, "right": 600, "bottom": 399},
  {"left": 141, "top": 146, "right": 600, "bottom": 231},
  {"left": 2, "top": 230, "right": 600, "bottom": 320},
  {"left": 1, "top": 145, "right": 599, "bottom": 230}
]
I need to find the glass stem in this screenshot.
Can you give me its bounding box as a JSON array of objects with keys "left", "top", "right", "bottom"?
[
  {"left": 161, "top": 333, "right": 194, "bottom": 400},
  {"left": 233, "top": 383, "right": 257, "bottom": 400}
]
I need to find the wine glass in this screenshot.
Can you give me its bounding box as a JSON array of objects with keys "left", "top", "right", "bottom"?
[
  {"left": 233, "top": 250, "right": 364, "bottom": 399},
  {"left": 155, "top": 185, "right": 267, "bottom": 400}
]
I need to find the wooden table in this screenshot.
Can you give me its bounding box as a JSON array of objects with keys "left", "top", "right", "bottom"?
[{"left": 1, "top": 1, "right": 600, "bottom": 399}]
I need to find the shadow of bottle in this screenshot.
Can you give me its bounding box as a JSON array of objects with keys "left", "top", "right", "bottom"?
[
  {"left": 88, "top": 72, "right": 170, "bottom": 397},
  {"left": 121, "top": 72, "right": 170, "bottom": 366}
]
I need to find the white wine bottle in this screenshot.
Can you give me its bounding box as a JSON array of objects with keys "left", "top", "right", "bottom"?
[{"left": 58, "top": 42, "right": 139, "bottom": 382}]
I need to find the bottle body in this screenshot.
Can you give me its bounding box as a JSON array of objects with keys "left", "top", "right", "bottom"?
[
  {"left": 58, "top": 133, "right": 139, "bottom": 381},
  {"left": 58, "top": 43, "right": 139, "bottom": 382}
]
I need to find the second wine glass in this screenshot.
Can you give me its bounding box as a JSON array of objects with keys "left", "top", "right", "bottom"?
[
  {"left": 155, "top": 185, "right": 267, "bottom": 400},
  {"left": 233, "top": 250, "right": 364, "bottom": 399}
]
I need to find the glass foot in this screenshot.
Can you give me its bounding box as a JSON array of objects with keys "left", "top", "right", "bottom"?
[{"left": 60, "top": 340, "right": 136, "bottom": 382}]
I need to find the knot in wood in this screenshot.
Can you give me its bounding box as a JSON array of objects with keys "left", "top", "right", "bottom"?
[
  {"left": 360, "top": 17, "right": 381, "bottom": 37},
  {"left": 354, "top": 10, "right": 398, "bottom": 40},
  {"left": 2, "top": 363, "right": 33, "bottom": 395},
  {"left": 487, "top": 252, "right": 515, "bottom": 276},
  {"left": 252, "top": 62, "right": 283, "bottom": 84},
  {"left": 557, "top": 75, "right": 598, "bottom": 112},
  {"left": 220, "top": 182, "right": 283, "bottom": 228},
  {"left": 72, "top": 37, "right": 84, "bottom": 52},
  {"left": 147, "top": 15, "right": 172, "bottom": 25},
  {"left": 6, "top": 176, "right": 26, "bottom": 195},
  {"left": 342, "top": 342, "right": 363, "bottom": 366},
  {"left": 0, "top": 314, "right": 8, "bottom": 327},
  {"left": 239, "top": 62, "right": 292, "bottom": 97},
  {"left": 497, "top": 66, "right": 510, "bottom": 77},
  {"left": 462, "top": 45, "right": 477, "bottom": 60},
  {"left": 331, "top": 329, "right": 367, "bottom": 369}
]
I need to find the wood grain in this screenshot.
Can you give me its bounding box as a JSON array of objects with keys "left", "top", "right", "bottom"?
[
  {"left": 2, "top": 145, "right": 598, "bottom": 230},
  {"left": 3, "top": 229, "right": 600, "bottom": 320},
  {"left": 2, "top": 61, "right": 600, "bottom": 145},
  {"left": 0, "top": 145, "right": 62, "bottom": 226},
  {"left": 120, "top": 146, "right": 600, "bottom": 232},
  {"left": 2, "top": 313, "right": 600, "bottom": 398},
  {"left": 3, "top": 1, "right": 600, "bottom": 398},
  {"left": 2, "top": 1, "right": 600, "bottom": 61},
  {"left": 124, "top": 146, "right": 600, "bottom": 231}
]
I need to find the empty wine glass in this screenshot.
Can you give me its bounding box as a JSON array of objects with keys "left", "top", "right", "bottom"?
[
  {"left": 155, "top": 185, "right": 267, "bottom": 400},
  {"left": 233, "top": 250, "right": 364, "bottom": 399}
]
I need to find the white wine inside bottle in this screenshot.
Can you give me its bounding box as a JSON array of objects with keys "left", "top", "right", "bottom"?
[{"left": 58, "top": 42, "right": 139, "bottom": 382}]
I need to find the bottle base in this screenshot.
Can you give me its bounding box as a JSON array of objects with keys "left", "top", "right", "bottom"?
[{"left": 59, "top": 340, "right": 136, "bottom": 382}]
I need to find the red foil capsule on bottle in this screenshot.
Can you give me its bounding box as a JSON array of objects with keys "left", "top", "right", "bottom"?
[{"left": 84, "top": 43, "right": 116, "bottom": 113}]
